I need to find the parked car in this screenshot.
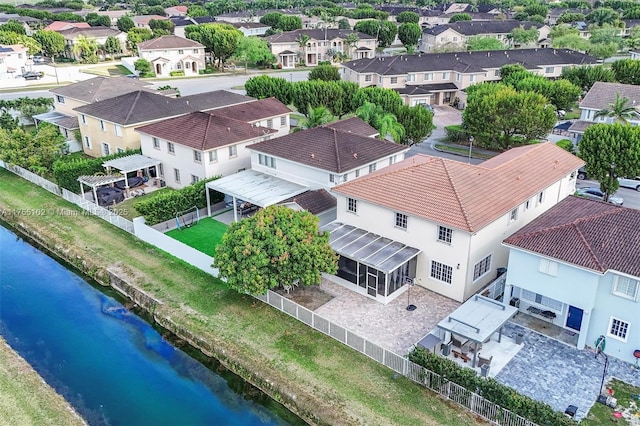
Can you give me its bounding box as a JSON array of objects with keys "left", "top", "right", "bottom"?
[
  {"left": 575, "top": 187, "right": 624, "bottom": 205},
  {"left": 577, "top": 167, "right": 588, "bottom": 180},
  {"left": 618, "top": 176, "right": 640, "bottom": 191},
  {"left": 21, "top": 71, "right": 44, "bottom": 80},
  {"left": 32, "top": 56, "right": 46, "bottom": 64}
]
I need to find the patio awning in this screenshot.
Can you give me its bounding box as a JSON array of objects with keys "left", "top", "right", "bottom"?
[
  {"left": 102, "top": 154, "right": 160, "bottom": 174},
  {"left": 33, "top": 111, "right": 79, "bottom": 130},
  {"left": 77, "top": 174, "right": 125, "bottom": 187},
  {"left": 206, "top": 169, "right": 308, "bottom": 207},
  {"left": 437, "top": 294, "right": 518, "bottom": 344},
  {"left": 320, "top": 222, "right": 420, "bottom": 274}
]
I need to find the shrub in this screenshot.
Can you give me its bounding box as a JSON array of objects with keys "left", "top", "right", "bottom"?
[
  {"left": 134, "top": 177, "right": 224, "bottom": 225},
  {"left": 52, "top": 149, "right": 140, "bottom": 192},
  {"left": 169, "top": 70, "right": 185, "bottom": 77},
  {"left": 556, "top": 138, "right": 575, "bottom": 153},
  {"left": 445, "top": 124, "right": 471, "bottom": 142}
]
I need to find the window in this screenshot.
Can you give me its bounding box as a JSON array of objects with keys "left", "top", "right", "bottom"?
[
  {"left": 329, "top": 174, "right": 336, "bottom": 183},
  {"left": 174, "top": 168, "right": 180, "bottom": 183},
  {"left": 365, "top": 74, "right": 372, "bottom": 82},
  {"left": 494, "top": 69, "right": 500, "bottom": 77},
  {"left": 355, "top": 169, "right": 360, "bottom": 178},
  {"left": 84, "top": 136, "right": 91, "bottom": 149},
  {"left": 158, "top": 163, "right": 164, "bottom": 177},
  {"left": 395, "top": 212, "right": 407, "bottom": 229},
  {"left": 116, "top": 147, "right": 124, "bottom": 153},
  {"left": 456, "top": 73, "right": 461, "bottom": 81},
  {"left": 167, "top": 142, "right": 175, "bottom": 154},
  {"left": 81, "top": 114, "right": 86, "bottom": 125},
  {"left": 525, "top": 199, "right": 530, "bottom": 210},
  {"left": 280, "top": 116, "right": 286, "bottom": 127},
  {"left": 193, "top": 49, "right": 199, "bottom": 54},
  {"left": 613, "top": 276, "right": 639, "bottom": 300},
  {"left": 153, "top": 137, "right": 160, "bottom": 149},
  {"left": 442, "top": 72, "right": 450, "bottom": 80},
  {"left": 368, "top": 163, "right": 377, "bottom": 173},
  {"left": 342, "top": 173, "right": 348, "bottom": 182},
  {"left": 431, "top": 261, "right": 453, "bottom": 284},
  {"left": 258, "top": 153, "right": 276, "bottom": 168},
  {"left": 229, "top": 145, "right": 237, "bottom": 157},
  {"left": 347, "top": 197, "right": 357, "bottom": 213},
  {"left": 539, "top": 258, "right": 558, "bottom": 276},
  {"left": 473, "top": 254, "right": 492, "bottom": 281},
  {"left": 178, "top": 49, "right": 184, "bottom": 54},
  {"left": 470, "top": 74, "right": 476, "bottom": 82},
  {"left": 521, "top": 290, "right": 563, "bottom": 311},
  {"left": 102, "top": 142, "right": 110, "bottom": 156},
  {"left": 545, "top": 66, "right": 554, "bottom": 74},
  {"left": 193, "top": 150, "right": 202, "bottom": 163},
  {"left": 407, "top": 73, "right": 416, "bottom": 82},
  {"left": 510, "top": 208, "right": 518, "bottom": 221},
  {"left": 389, "top": 155, "right": 395, "bottom": 165},
  {"left": 114, "top": 124, "right": 122, "bottom": 137},
  {"left": 56, "top": 95, "right": 65, "bottom": 104},
  {"left": 209, "top": 150, "right": 217, "bottom": 163},
  {"left": 191, "top": 174, "right": 199, "bottom": 184},
  {"left": 266, "top": 119, "right": 273, "bottom": 128},
  {"left": 390, "top": 77, "right": 398, "bottom": 84},
  {"left": 538, "top": 191, "right": 544, "bottom": 204},
  {"left": 608, "top": 317, "right": 629, "bottom": 341},
  {"left": 424, "top": 72, "right": 433, "bottom": 81},
  {"left": 438, "top": 226, "right": 452, "bottom": 244},
  {"left": 100, "top": 120, "right": 105, "bottom": 131}
]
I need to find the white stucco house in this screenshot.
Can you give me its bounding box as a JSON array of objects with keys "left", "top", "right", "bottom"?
[
  {"left": 0, "top": 43, "right": 29, "bottom": 79},
  {"left": 324, "top": 143, "right": 584, "bottom": 304},
  {"left": 503, "top": 196, "right": 640, "bottom": 365},
  {"left": 137, "top": 35, "right": 205, "bottom": 77}
]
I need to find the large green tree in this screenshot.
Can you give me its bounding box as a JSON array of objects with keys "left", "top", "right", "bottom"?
[
  {"left": 611, "top": 59, "right": 640, "bottom": 85},
  {"left": 297, "top": 105, "right": 333, "bottom": 129},
  {"left": 0, "top": 123, "right": 66, "bottom": 174},
  {"left": 398, "top": 23, "right": 421, "bottom": 50},
  {"left": 72, "top": 35, "right": 99, "bottom": 63},
  {"left": 103, "top": 35, "right": 122, "bottom": 56},
  {"left": 396, "top": 104, "right": 434, "bottom": 146},
  {"left": 33, "top": 30, "right": 65, "bottom": 61},
  {"left": 396, "top": 11, "right": 420, "bottom": 24},
  {"left": 85, "top": 12, "right": 111, "bottom": 27},
  {"left": 354, "top": 20, "right": 397, "bottom": 48},
  {"left": 127, "top": 28, "right": 154, "bottom": 51},
  {"left": 466, "top": 36, "right": 506, "bottom": 51},
  {"left": 0, "top": 20, "right": 26, "bottom": 35},
  {"left": 117, "top": 16, "right": 135, "bottom": 32},
  {"left": 578, "top": 123, "right": 640, "bottom": 199},
  {"left": 560, "top": 65, "right": 616, "bottom": 92},
  {"left": 186, "top": 23, "right": 242, "bottom": 68},
  {"left": 508, "top": 25, "right": 539, "bottom": 45},
  {"left": 245, "top": 75, "right": 292, "bottom": 105},
  {"left": 586, "top": 7, "right": 619, "bottom": 26},
  {"left": 0, "top": 31, "right": 41, "bottom": 54},
  {"left": 308, "top": 64, "right": 341, "bottom": 81},
  {"left": 356, "top": 101, "right": 405, "bottom": 143},
  {"left": 213, "top": 205, "right": 338, "bottom": 296},
  {"left": 233, "top": 36, "right": 275, "bottom": 68},
  {"left": 449, "top": 13, "right": 471, "bottom": 23}
]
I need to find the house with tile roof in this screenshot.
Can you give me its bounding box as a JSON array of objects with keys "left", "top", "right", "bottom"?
[
  {"left": 74, "top": 90, "right": 253, "bottom": 157},
  {"left": 136, "top": 97, "right": 291, "bottom": 188},
  {"left": 266, "top": 29, "right": 376, "bottom": 68},
  {"left": 502, "top": 196, "right": 640, "bottom": 364},
  {"left": 132, "top": 15, "right": 169, "bottom": 29},
  {"left": 419, "top": 20, "right": 550, "bottom": 53},
  {"left": 44, "top": 21, "right": 90, "bottom": 31},
  {"left": 324, "top": 142, "right": 584, "bottom": 303},
  {"left": 569, "top": 81, "right": 640, "bottom": 142},
  {"left": 136, "top": 35, "right": 205, "bottom": 77},
  {"left": 0, "top": 44, "right": 29, "bottom": 79},
  {"left": 342, "top": 48, "right": 597, "bottom": 106},
  {"left": 56, "top": 26, "right": 126, "bottom": 61}
]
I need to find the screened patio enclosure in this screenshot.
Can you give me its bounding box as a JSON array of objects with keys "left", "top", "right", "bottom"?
[{"left": 321, "top": 222, "right": 421, "bottom": 304}]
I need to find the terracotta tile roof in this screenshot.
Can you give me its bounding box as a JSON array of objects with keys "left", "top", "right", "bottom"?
[
  {"left": 324, "top": 117, "right": 379, "bottom": 138},
  {"left": 135, "top": 112, "right": 275, "bottom": 150},
  {"left": 332, "top": 143, "right": 584, "bottom": 232},
  {"left": 579, "top": 82, "right": 640, "bottom": 111},
  {"left": 132, "top": 15, "right": 168, "bottom": 25},
  {"left": 45, "top": 21, "right": 90, "bottom": 31},
  {"left": 209, "top": 98, "right": 290, "bottom": 122},
  {"left": 137, "top": 35, "right": 204, "bottom": 50},
  {"left": 282, "top": 189, "right": 337, "bottom": 214},
  {"left": 248, "top": 125, "right": 408, "bottom": 173},
  {"left": 504, "top": 196, "right": 640, "bottom": 277},
  {"left": 51, "top": 76, "right": 153, "bottom": 103},
  {"left": 58, "top": 26, "right": 122, "bottom": 39}
]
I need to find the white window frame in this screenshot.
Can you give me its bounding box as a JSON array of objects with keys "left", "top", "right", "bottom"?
[
  {"left": 424, "top": 72, "right": 433, "bottom": 81},
  {"left": 473, "top": 254, "right": 492, "bottom": 281},
  {"left": 442, "top": 72, "right": 450, "bottom": 80},
  {"left": 539, "top": 258, "right": 558, "bottom": 277},
  {"left": 209, "top": 150, "right": 218, "bottom": 163},
  {"left": 174, "top": 168, "right": 181, "bottom": 183},
  {"left": 347, "top": 197, "right": 357, "bottom": 213},
  {"left": 368, "top": 163, "right": 377, "bottom": 173},
  {"left": 81, "top": 114, "right": 86, "bottom": 125},
  {"left": 407, "top": 73, "right": 416, "bottom": 82},
  {"left": 365, "top": 74, "right": 372, "bottom": 82},
  {"left": 56, "top": 95, "right": 65, "bottom": 104},
  {"left": 538, "top": 191, "right": 544, "bottom": 205},
  {"left": 430, "top": 260, "right": 453, "bottom": 284},
  {"left": 607, "top": 317, "right": 630, "bottom": 342},
  {"left": 613, "top": 275, "right": 639, "bottom": 300},
  {"left": 101, "top": 142, "right": 110, "bottom": 156},
  {"left": 266, "top": 118, "right": 273, "bottom": 128},
  {"left": 167, "top": 142, "right": 175, "bottom": 155},
  {"left": 158, "top": 163, "right": 164, "bottom": 177},
  {"left": 100, "top": 120, "right": 106, "bottom": 132},
  {"left": 152, "top": 137, "right": 160, "bottom": 149},
  {"left": 114, "top": 124, "right": 122, "bottom": 137},
  {"left": 280, "top": 116, "right": 286, "bottom": 127},
  {"left": 229, "top": 145, "right": 237, "bottom": 157},
  {"left": 510, "top": 208, "right": 518, "bottom": 222},
  {"left": 191, "top": 174, "right": 199, "bottom": 184},
  {"left": 545, "top": 66, "right": 554, "bottom": 74},
  {"left": 390, "top": 77, "right": 398, "bottom": 84},
  {"left": 355, "top": 169, "right": 360, "bottom": 178},
  {"left": 437, "top": 226, "right": 452, "bottom": 244},
  {"left": 193, "top": 150, "right": 202, "bottom": 163},
  {"left": 395, "top": 212, "right": 408, "bottom": 229},
  {"left": 84, "top": 136, "right": 91, "bottom": 149}
]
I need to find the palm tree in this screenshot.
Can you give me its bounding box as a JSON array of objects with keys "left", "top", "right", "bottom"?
[
  {"left": 356, "top": 102, "right": 405, "bottom": 143},
  {"left": 594, "top": 92, "right": 640, "bottom": 124},
  {"left": 297, "top": 105, "right": 333, "bottom": 129},
  {"left": 295, "top": 34, "right": 310, "bottom": 65},
  {"left": 344, "top": 33, "right": 359, "bottom": 59},
  {"left": 72, "top": 35, "right": 98, "bottom": 63}
]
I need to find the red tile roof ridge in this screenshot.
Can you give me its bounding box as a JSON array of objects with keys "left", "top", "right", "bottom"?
[
  {"left": 441, "top": 158, "right": 473, "bottom": 231},
  {"left": 332, "top": 128, "right": 341, "bottom": 174}
]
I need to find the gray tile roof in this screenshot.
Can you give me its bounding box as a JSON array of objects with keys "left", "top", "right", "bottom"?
[
  {"left": 74, "top": 90, "right": 253, "bottom": 125},
  {"left": 57, "top": 26, "right": 122, "bottom": 39},
  {"left": 423, "top": 20, "right": 542, "bottom": 36},
  {"left": 266, "top": 29, "right": 376, "bottom": 43},
  {"left": 209, "top": 97, "right": 291, "bottom": 122},
  {"left": 343, "top": 48, "right": 597, "bottom": 76},
  {"left": 282, "top": 189, "right": 336, "bottom": 214},
  {"left": 51, "top": 76, "right": 153, "bottom": 103},
  {"left": 323, "top": 117, "right": 379, "bottom": 137},
  {"left": 580, "top": 82, "right": 640, "bottom": 111},
  {"left": 137, "top": 35, "right": 204, "bottom": 50},
  {"left": 504, "top": 196, "right": 640, "bottom": 277},
  {"left": 395, "top": 83, "right": 458, "bottom": 95},
  {"left": 248, "top": 125, "right": 407, "bottom": 173}
]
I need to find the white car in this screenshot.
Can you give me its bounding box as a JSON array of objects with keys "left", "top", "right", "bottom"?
[
  {"left": 618, "top": 176, "right": 640, "bottom": 191},
  {"left": 575, "top": 187, "right": 624, "bottom": 206}
]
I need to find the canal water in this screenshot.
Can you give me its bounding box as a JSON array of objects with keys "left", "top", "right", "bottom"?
[{"left": 0, "top": 225, "right": 300, "bottom": 426}]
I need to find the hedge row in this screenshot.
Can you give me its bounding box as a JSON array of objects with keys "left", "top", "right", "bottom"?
[
  {"left": 408, "top": 348, "right": 577, "bottom": 426},
  {"left": 444, "top": 124, "right": 472, "bottom": 143},
  {"left": 52, "top": 149, "right": 141, "bottom": 193},
  {"left": 134, "top": 177, "right": 223, "bottom": 225}
]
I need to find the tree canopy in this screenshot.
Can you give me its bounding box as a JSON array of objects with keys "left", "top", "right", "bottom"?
[
  {"left": 308, "top": 64, "right": 341, "bottom": 81},
  {"left": 233, "top": 36, "right": 275, "bottom": 68},
  {"left": 593, "top": 92, "right": 640, "bottom": 124},
  {"left": 466, "top": 36, "right": 506, "bottom": 51},
  {"left": 611, "top": 59, "right": 640, "bottom": 85},
  {"left": 213, "top": 205, "right": 338, "bottom": 296},
  {"left": 398, "top": 23, "right": 421, "bottom": 50},
  {"left": 186, "top": 23, "right": 243, "bottom": 69},
  {"left": 560, "top": 65, "right": 616, "bottom": 92},
  {"left": 33, "top": 30, "right": 65, "bottom": 60},
  {"left": 354, "top": 20, "right": 397, "bottom": 48},
  {"left": 0, "top": 123, "right": 66, "bottom": 174}
]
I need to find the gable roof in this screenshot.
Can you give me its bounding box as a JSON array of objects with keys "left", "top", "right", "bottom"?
[
  {"left": 45, "top": 21, "right": 90, "bottom": 31},
  {"left": 332, "top": 143, "right": 584, "bottom": 232},
  {"left": 580, "top": 81, "right": 640, "bottom": 111},
  {"left": 57, "top": 26, "right": 122, "bottom": 39},
  {"left": 135, "top": 112, "right": 275, "bottom": 150},
  {"left": 132, "top": 15, "right": 168, "bottom": 25},
  {"left": 323, "top": 117, "right": 379, "bottom": 138},
  {"left": 137, "top": 35, "right": 204, "bottom": 50},
  {"left": 266, "top": 29, "right": 376, "bottom": 44},
  {"left": 248, "top": 125, "right": 407, "bottom": 173},
  {"left": 282, "top": 189, "right": 337, "bottom": 214},
  {"left": 504, "top": 196, "right": 640, "bottom": 277},
  {"left": 343, "top": 48, "right": 597, "bottom": 76},
  {"left": 51, "top": 76, "right": 153, "bottom": 103},
  {"left": 209, "top": 97, "right": 291, "bottom": 122},
  {"left": 423, "top": 20, "right": 541, "bottom": 36},
  {"left": 74, "top": 90, "right": 253, "bottom": 125}
]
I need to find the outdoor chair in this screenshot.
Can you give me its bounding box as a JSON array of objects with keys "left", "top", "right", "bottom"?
[{"left": 477, "top": 354, "right": 493, "bottom": 368}]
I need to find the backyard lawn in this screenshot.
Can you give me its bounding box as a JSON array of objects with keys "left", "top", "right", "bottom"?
[
  {"left": 165, "top": 218, "right": 227, "bottom": 256},
  {"left": 117, "top": 188, "right": 174, "bottom": 221},
  {"left": 581, "top": 378, "right": 640, "bottom": 425}
]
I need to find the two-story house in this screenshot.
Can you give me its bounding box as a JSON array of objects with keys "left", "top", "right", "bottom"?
[
  {"left": 324, "top": 143, "right": 584, "bottom": 304},
  {"left": 419, "top": 20, "right": 549, "bottom": 53},
  {"left": 73, "top": 90, "right": 253, "bottom": 157},
  {"left": 0, "top": 43, "right": 29, "bottom": 79},
  {"left": 503, "top": 196, "right": 640, "bottom": 364},
  {"left": 342, "top": 48, "right": 597, "bottom": 106},
  {"left": 136, "top": 35, "right": 205, "bottom": 76},
  {"left": 136, "top": 97, "right": 291, "bottom": 188},
  {"left": 266, "top": 29, "right": 376, "bottom": 68},
  {"left": 569, "top": 81, "right": 640, "bottom": 142},
  {"left": 132, "top": 15, "right": 169, "bottom": 29},
  {"left": 57, "top": 26, "right": 126, "bottom": 61}
]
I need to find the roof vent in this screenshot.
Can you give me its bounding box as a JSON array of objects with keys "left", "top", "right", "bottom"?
[
  {"left": 353, "top": 153, "right": 358, "bottom": 158},
  {"left": 227, "top": 127, "right": 230, "bottom": 132},
  {"left": 185, "top": 100, "right": 189, "bottom": 105},
  {"left": 311, "top": 153, "right": 315, "bottom": 158}
]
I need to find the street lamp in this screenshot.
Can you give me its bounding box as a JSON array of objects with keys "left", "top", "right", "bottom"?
[
  {"left": 289, "top": 73, "right": 293, "bottom": 83},
  {"left": 468, "top": 136, "right": 474, "bottom": 164}
]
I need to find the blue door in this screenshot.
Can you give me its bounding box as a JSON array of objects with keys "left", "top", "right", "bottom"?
[{"left": 566, "top": 305, "right": 584, "bottom": 331}]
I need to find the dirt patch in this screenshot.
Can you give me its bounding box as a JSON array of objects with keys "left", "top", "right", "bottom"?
[{"left": 276, "top": 285, "right": 334, "bottom": 311}]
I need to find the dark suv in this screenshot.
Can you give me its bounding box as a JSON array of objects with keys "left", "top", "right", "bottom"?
[
  {"left": 21, "top": 71, "right": 44, "bottom": 80},
  {"left": 577, "top": 167, "right": 588, "bottom": 180}
]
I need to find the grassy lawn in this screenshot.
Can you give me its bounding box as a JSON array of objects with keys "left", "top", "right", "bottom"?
[
  {"left": 434, "top": 143, "right": 497, "bottom": 159},
  {"left": 0, "top": 168, "right": 485, "bottom": 426},
  {"left": 581, "top": 378, "right": 640, "bottom": 425},
  {"left": 165, "top": 218, "right": 227, "bottom": 256},
  {"left": 82, "top": 64, "right": 129, "bottom": 77},
  {"left": 116, "top": 187, "right": 174, "bottom": 221}
]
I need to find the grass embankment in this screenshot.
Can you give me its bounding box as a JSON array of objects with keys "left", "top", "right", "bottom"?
[
  {"left": 165, "top": 218, "right": 227, "bottom": 256},
  {"left": 0, "top": 338, "right": 85, "bottom": 426},
  {"left": 0, "top": 168, "right": 484, "bottom": 426}
]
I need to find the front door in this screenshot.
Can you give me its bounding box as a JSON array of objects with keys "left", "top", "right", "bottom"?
[
  {"left": 367, "top": 268, "right": 377, "bottom": 297},
  {"left": 566, "top": 305, "right": 583, "bottom": 331}
]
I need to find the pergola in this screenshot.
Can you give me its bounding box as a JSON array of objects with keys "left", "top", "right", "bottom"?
[
  {"left": 437, "top": 295, "right": 518, "bottom": 367},
  {"left": 205, "top": 170, "right": 308, "bottom": 222},
  {"left": 102, "top": 154, "right": 160, "bottom": 190},
  {"left": 77, "top": 174, "right": 126, "bottom": 204}
]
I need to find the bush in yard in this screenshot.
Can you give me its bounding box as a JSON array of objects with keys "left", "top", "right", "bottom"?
[
  {"left": 556, "top": 139, "right": 575, "bottom": 153},
  {"left": 169, "top": 70, "right": 185, "bottom": 77},
  {"left": 308, "top": 64, "right": 341, "bottom": 81},
  {"left": 445, "top": 124, "right": 471, "bottom": 142},
  {"left": 134, "top": 177, "right": 223, "bottom": 225}
]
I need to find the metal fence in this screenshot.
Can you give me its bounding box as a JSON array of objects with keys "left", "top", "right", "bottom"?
[
  {"left": 257, "top": 290, "right": 538, "bottom": 426},
  {"left": 0, "top": 161, "right": 134, "bottom": 234},
  {"left": 482, "top": 274, "right": 507, "bottom": 301}
]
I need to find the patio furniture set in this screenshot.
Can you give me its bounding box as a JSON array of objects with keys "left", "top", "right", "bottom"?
[{"left": 449, "top": 334, "right": 492, "bottom": 367}]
